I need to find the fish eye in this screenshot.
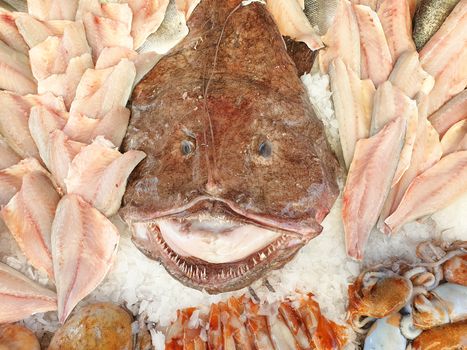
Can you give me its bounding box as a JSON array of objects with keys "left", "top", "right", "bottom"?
[
  {"left": 181, "top": 140, "right": 194, "bottom": 155},
  {"left": 258, "top": 140, "right": 272, "bottom": 158}
]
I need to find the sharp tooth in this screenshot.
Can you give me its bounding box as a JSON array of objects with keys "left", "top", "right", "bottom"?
[
  {"left": 260, "top": 252, "right": 267, "bottom": 261},
  {"left": 229, "top": 268, "right": 234, "bottom": 277},
  {"left": 252, "top": 258, "right": 258, "bottom": 265}
]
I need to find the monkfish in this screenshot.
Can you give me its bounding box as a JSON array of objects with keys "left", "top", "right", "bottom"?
[{"left": 121, "top": 0, "right": 339, "bottom": 293}]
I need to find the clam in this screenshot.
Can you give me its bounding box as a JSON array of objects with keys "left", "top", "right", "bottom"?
[
  {"left": 0, "top": 323, "right": 40, "bottom": 350},
  {"left": 411, "top": 320, "right": 467, "bottom": 350},
  {"left": 48, "top": 303, "right": 133, "bottom": 350}
]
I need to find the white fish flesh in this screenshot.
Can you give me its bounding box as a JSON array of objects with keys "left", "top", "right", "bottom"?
[
  {"left": 51, "top": 193, "right": 119, "bottom": 323},
  {"left": 343, "top": 116, "right": 407, "bottom": 260},
  {"left": 429, "top": 90, "right": 467, "bottom": 137},
  {"left": 0, "top": 9, "right": 28, "bottom": 54},
  {"left": 0, "top": 262, "right": 57, "bottom": 323},
  {"left": 353, "top": 4, "right": 393, "bottom": 87},
  {"left": 319, "top": 0, "right": 360, "bottom": 75},
  {"left": 0, "top": 138, "right": 21, "bottom": 170},
  {"left": 65, "top": 137, "right": 146, "bottom": 217},
  {"left": 2, "top": 171, "right": 59, "bottom": 280},
  {"left": 329, "top": 57, "right": 375, "bottom": 168},
  {"left": 385, "top": 150, "right": 467, "bottom": 233},
  {"left": 441, "top": 119, "right": 467, "bottom": 155},
  {"left": 27, "top": 0, "right": 78, "bottom": 20},
  {"left": 0, "top": 41, "right": 36, "bottom": 95}
]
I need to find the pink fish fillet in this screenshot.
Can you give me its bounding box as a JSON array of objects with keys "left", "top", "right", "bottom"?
[
  {"left": 0, "top": 158, "right": 48, "bottom": 207},
  {"left": 353, "top": 4, "right": 393, "bottom": 87},
  {"left": 329, "top": 57, "right": 375, "bottom": 168},
  {"left": 385, "top": 151, "right": 467, "bottom": 233},
  {"left": 420, "top": 0, "right": 467, "bottom": 116},
  {"left": 350, "top": 0, "right": 377, "bottom": 10},
  {"left": 343, "top": 116, "right": 407, "bottom": 260},
  {"left": 51, "top": 194, "right": 119, "bottom": 323},
  {"left": 65, "top": 137, "right": 146, "bottom": 217},
  {"left": 0, "top": 10, "right": 29, "bottom": 54},
  {"left": 0, "top": 41, "right": 36, "bottom": 95},
  {"left": 266, "top": 0, "right": 323, "bottom": 51},
  {"left": 175, "top": 0, "right": 201, "bottom": 19},
  {"left": 2, "top": 172, "right": 59, "bottom": 281},
  {"left": 376, "top": 0, "right": 415, "bottom": 62},
  {"left": 27, "top": 0, "right": 78, "bottom": 20},
  {"left": 69, "top": 59, "right": 136, "bottom": 119},
  {"left": 0, "top": 138, "right": 21, "bottom": 170},
  {"left": 371, "top": 81, "right": 418, "bottom": 186},
  {"left": 441, "top": 120, "right": 467, "bottom": 156},
  {"left": 428, "top": 90, "right": 467, "bottom": 137},
  {"left": 319, "top": 0, "right": 360, "bottom": 75},
  {"left": 63, "top": 107, "right": 130, "bottom": 147},
  {"left": 0, "top": 262, "right": 57, "bottom": 323},
  {"left": 388, "top": 50, "right": 434, "bottom": 99}
]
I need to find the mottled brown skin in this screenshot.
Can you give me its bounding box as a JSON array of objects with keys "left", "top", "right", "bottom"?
[
  {"left": 121, "top": 0, "right": 339, "bottom": 293},
  {"left": 412, "top": 320, "right": 467, "bottom": 350}
]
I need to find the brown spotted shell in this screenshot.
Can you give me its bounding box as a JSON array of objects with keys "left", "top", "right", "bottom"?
[{"left": 0, "top": 323, "right": 40, "bottom": 350}]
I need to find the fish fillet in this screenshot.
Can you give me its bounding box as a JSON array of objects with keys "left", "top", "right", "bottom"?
[
  {"left": 371, "top": 81, "right": 418, "bottom": 185},
  {"left": 329, "top": 57, "right": 375, "bottom": 168},
  {"left": 2, "top": 172, "right": 59, "bottom": 280},
  {"left": 353, "top": 4, "right": 392, "bottom": 86},
  {"left": 376, "top": 0, "right": 415, "bottom": 62},
  {"left": 441, "top": 120, "right": 467, "bottom": 155},
  {"left": 65, "top": 137, "right": 146, "bottom": 217},
  {"left": 0, "top": 138, "right": 21, "bottom": 170},
  {"left": 319, "top": 0, "right": 360, "bottom": 75},
  {"left": 0, "top": 158, "right": 48, "bottom": 207},
  {"left": 175, "top": 0, "right": 201, "bottom": 19},
  {"left": 27, "top": 0, "right": 78, "bottom": 20},
  {"left": 419, "top": 0, "right": 467, "bottom": 115},
  {"left": 47, "top": 130, "right": 85, "bottom": 192},
  {"left": 63, "top": 107, "right": 130, "bottom": 147},
  {"left": 0, "top": 9, "right": 28, "bottom": 54},
  {"left": 0, "top": 41, "right": 36, "bottom": 95},
  {"left": 350, "top": 0, "right": 377, "bottom": 10},
  {"left": 0, "top": 262, "right": 57, "bottom": 323},
  {"left": 266, "top": 0, "right": 324, "bottom": 51},
  {"left": 69, "top": 59, "right": 136, "bottom": 119},
  {"left": 15, "top": 13, "right": 72, "bottom": 48},
  {"left": 388, "top": 50, "right": 434, "bottom": 99},
  {"left": 385, "top": 151, "right": 467, "bottom": 233},
  {"left": 343, "top": 116, "right": 407, "bottom": 260},
  {"left": 428, "top": 89, "right": 467, "bottom": 136},
  {"left": 51, "top": 193, "right": 119, "bottom": 323}
]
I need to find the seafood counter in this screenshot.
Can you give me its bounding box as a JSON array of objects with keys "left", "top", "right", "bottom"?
[{"left": 0, "top": 0, "right": 466, "bottom": 348}]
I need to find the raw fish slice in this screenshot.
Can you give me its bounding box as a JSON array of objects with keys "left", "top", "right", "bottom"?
[
  {"left": 343, "top": 116, "right": 407, "bottom": 260},
  {"left": 266, "top": 0, "right": 323, "bottom": 50},
  {"left": 15, "top": 13, "right": 72, "bottom": 48},
  {"left": 37, "top": 53, "right": 94, "bottom": 109},
  {"left": 441, "top": 120, "right": 467, "bottom": 155},
  {"left": 47, "top": 130, "right": 85, "bottom": 192},
  {"left": 65, "top": 137, "right": 146, "bottom": 217},
  {"left": 0, "top": 41, "right": 36, "bottom": 95},
  {"left": 267, "top": 313, "right": 299, "bottom": 350},
  {"left": 0, "top": 10, "right": 28, "bottom": 54},
  {"left": 0, "top": 262, "right": 57, "bottom": 323},
  {"left": 70, "top": 59, "right": 136, "bottom": 119},
  {"left": 52, "top": 194, "right": 119, "bottom": 322},
  {"left": 28, "top": 106, "right": 68, "bottom": 168},
  {"left": 27, "top": 0, "right": 78, "bottom": 20},
  {"left": 175, "top": 0, "right": 201, "bottom": 19},
  {"left": 63, "top": 107, "right": 130, "bottom": 147},
  {"left": 385, "top": 151, "right": 467, "bottom": 233},
  {"left": 207, "top": 304, "right": 223, "bottom": 349},
  {"left": 376, "top": 0, "right": 415, "bottom": 62},
  {"left": 419, "top": 0, "right": 467, "bottom": 115},
  {"left": 329, "top": 57, "right": 375, "bottom": 168},
  {"left": 127, "top": 0, "right": 170, "bottom": 49},
  {"left": 0, "top": 138, "right": 21, "bottom": 170},
  {"left": 429, "top": 90, "right": 467, "bottom": 136},
  {"left": 319, "top": 0, "right": 360, "bottom": 75},
  {"left": 353, "top": 4, "right": 392, "bottom": 86},
  {"left": 2, "top": 172, "right": 59, "bottom": 280},
  {"left": 0, "top": 158, "right": 48, "bottom": 206},
  {"left": 29, "top": 21, "right": 90, "bottom": 81},
  {"left": 371, "top": 81, "right": 418, "bottom": 185},
  {"left": 278, "top": 302, "right": 310, "bottom": 348},
  {"left": 388, "top": 50, "right": 434, "bottom": 99}
]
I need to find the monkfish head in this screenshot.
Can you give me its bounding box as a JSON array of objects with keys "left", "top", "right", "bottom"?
[{"left": 120, "top": 0, "right": 339, "bottom": 293}]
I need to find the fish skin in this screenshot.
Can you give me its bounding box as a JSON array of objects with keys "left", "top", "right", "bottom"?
[
  {"left": 0, "top": 41, "right": 36, "bottom": 95},
  {"left": 51, "top": 194, "right": 119, "bottom": 323},
  {"left": 0, "top": 0, "right": 26, "bottom": 12},
  {"left": 343, "top": 116, "right": 407, "bottom": 260},
  {"left": 303, "top": 0, "right": 339, "bottom": 35},
  {"left": 27, "top": 0, "right": 78, "bottom": 20},
  {"left": 0, "top": 138, "right": 21, "bottom": 170},
  {"left": 385, "top": 151, "right": 467, "bottom": 233},
  {"left": 428, "top": 90, "right": 467, "bottom": 137},
  {"left": 0, "top": 262, "right": 57, "bottom": 324},
  {"left": 441, "top": 119, "right": 467, "bottom": 155},
  {"left": 1, "top": 171, "right": 59, "bottom": 280},
  {"left": 413, "top": 0, "right": 460, "bottom": 51}
]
